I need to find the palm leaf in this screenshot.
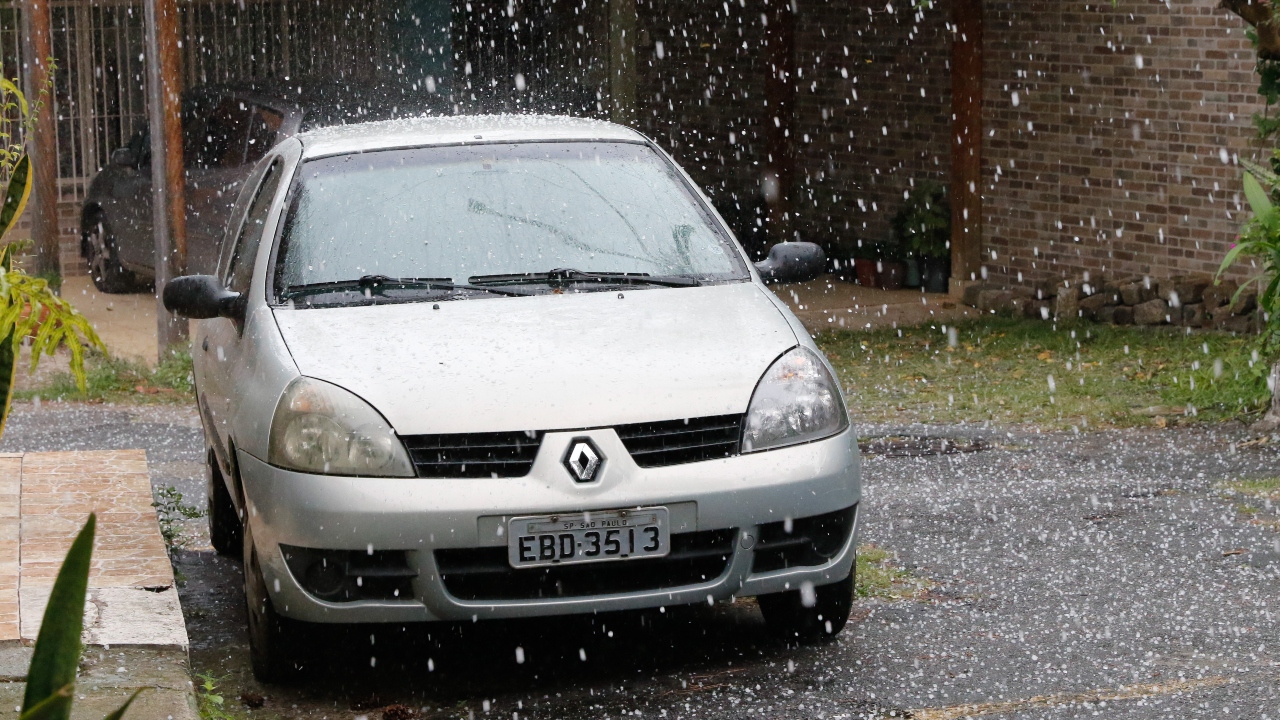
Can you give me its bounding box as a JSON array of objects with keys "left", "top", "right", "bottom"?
[
  {"left": 0, "top": 155, "right": 31, "bottom": 240},
  {"left": 1219, "top": 241, "right": 1252, "bottom": 278},
  {"left": 1241, "top": 156, "right": 1280, "bottom": 191},
  {"left": 1244, "top": 170, "right": 1274, "bottom": 215},
  {"left": 16, "top": 685, "right": 71, "bottom": 720},
  {"left": 0, "top": 79, "right": 28, "bottom": 119},
  {"left": 22, "top": 514, "right": 95, "bottom": 720}
]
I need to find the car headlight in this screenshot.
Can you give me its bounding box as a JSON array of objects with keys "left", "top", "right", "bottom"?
[
  {"left": 268, "top": 377, "right": 415, "bottom": 477},
  {"left": 742, "top": 347, "right": 849, "bottom": 452}
]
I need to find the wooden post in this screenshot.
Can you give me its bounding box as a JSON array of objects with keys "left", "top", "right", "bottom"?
[
  {"left": 19, "top": 0, "right": 60, "bottom": 280},
  {"left": 608, "top": 0, "right": 637, "bottom": 125},
  {"left": 144, "top": 0, "right": 187, "bottom": 357},
  {"left": 950, "top": 0, "right": 983, "bottom": 290},
  {"left": 763, "top": 0, "right": 795, "bottom": 246}
]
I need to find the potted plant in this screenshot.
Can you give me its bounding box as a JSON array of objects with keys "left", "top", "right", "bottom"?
[
  {"left": 852, "top": 239, "right": 882, "bottom": 288},
  {"left": 892, "top": 181, "right": 951, "bottom": 293},
  {"left": 877, "top": 234, "right": 907, "bottom": 290}
]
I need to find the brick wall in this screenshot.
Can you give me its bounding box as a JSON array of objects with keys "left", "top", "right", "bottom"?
[
  {"left": 980, "top": 1, "right": 1263, "bottom": 288},
  {"left": 634, "top": 0, "right": 773, "bottom": 257},
  {"left": 23, "top": 1, "right": 1267, "bottom": 286},
  {"left": 633, "top": 0, "right": 953, "bottom": 262},
  {"left": 7, "top": 203, "right": 85, "bottom": 278},
  {"left": 634, "top": 0, "right": 1264, "bottom": 286},
  {"left": 792, "top": 1, "right": 952, "bottom": 256}
]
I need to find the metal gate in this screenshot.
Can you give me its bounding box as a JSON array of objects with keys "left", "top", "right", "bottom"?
[{"left": 1, "top": 0, "right": 395, "bottom": 202}]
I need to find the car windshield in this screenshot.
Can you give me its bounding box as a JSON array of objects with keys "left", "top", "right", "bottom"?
[{"left": 273, "top": 141, "right": 749, "bottom": 304}]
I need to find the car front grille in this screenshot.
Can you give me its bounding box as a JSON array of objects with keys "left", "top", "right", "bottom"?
[
  {"left": 401, "top": 431, "right": 543, "bottom": 478},
  {"left": 615, "top": 414, "right": 743, "bottom": 468},
  {"left": 751, "top": 505, "right": 857, "bottom": 573},
  {"left": 435, "top": 528, "right": 736, "bottom": 601}
]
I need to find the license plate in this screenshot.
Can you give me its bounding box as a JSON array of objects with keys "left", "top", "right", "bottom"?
[{"left": 508, "top": 507, "right": 670, "bottom": 568}]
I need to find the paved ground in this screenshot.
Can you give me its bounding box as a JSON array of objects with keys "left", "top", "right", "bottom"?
[
  {"left": 5, "top": 401, "right": 1279, "bottom": 719},
  {"left": 0, "top": 408, "right": 198, "bottom": 719},
  {"left": 774, "top": 275, "right": 978, "bottom": 333},
  {"left": 61, "top": 276, "right": 163, "bottom": 365}
]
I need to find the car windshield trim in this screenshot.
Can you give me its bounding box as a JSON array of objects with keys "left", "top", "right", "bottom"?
[
  {"left": 280, "top": 274, "right": 534, "bottom": 300},
  {"left": 468, "top": 269, "right": 701, "bottom": 288}
]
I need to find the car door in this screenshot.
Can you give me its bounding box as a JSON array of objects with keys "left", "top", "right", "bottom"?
[
  {"left": 109, "top": 129, "right": 155, "bottom": 270},
  {"left": 184, "top": 95, "right": 253, "bottom": 274},
  {"left": 197, "top": 156, "right": 284, "bottom": 465},
  {"left": 192, "top": 102, "right": 285, "bottom": 275}
]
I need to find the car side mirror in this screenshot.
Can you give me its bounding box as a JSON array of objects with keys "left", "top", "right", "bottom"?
[
  {"left": 110, "top": 147, "right": 139, "bottom": 168},
  {"left": 754, "top": 242, "right": 826, "bottom": 284},
  {"left": 163, "top": 275, "right": 244, "bottom": 321}
]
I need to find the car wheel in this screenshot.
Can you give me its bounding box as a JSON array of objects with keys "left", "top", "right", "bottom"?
[
  {"left": 207, "top": 449, "right": 242, "bottom": 557},
  {"left": 757, "top": 568, "right": 855, "bottom": 643},
  {"left": 84, "top": 213, "right": 137, "bottom": 293},
  {"left": 243, "top": 522, "right": 307, "bottom": 684}
]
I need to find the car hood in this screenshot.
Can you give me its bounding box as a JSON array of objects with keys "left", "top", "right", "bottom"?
[{"left": 272, "top": 282, "right": 798, "bottom": 435}]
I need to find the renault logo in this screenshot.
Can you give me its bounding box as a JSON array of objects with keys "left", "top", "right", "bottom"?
[{"left": 563, "top": 438, "right": 603, "bottom": 483}]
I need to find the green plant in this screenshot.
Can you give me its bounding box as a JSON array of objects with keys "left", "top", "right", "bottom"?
[
  {"left": 852, "top": 238, "right": 885, "bottom": 261},
  {"left": 15, "top": 347, "right": 193, "bottom": 404},
  {"left": 0, "top": 67, "right": 105, "bottom": 438},
  {"left": 880, "top": 233, "right": 907, "bottom": 262},
  {"left": 891, "top": 181, "right": 950, "bottom": 260},
  {"left": 21, "top": 513, "right": 143, "bottom": 720},
  {"left": 194, "top": 673, "right": 239, "bottom": 720},
  {"left": 1220, "top": 171, "right": 1280, "bottom": 335},
  {"left": 152, "top": 485, "right": 205, "bottom": 554}
]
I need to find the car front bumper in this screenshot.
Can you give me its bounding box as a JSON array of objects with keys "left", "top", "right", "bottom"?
[{"left": 238, "top": 425, "right": 861, "bottom": 624}]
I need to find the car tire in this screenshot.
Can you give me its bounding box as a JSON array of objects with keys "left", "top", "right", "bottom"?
[
  {"left": 244, "top": 522, "right": 308, "bottom": 684},
  {"left": 757, "top": 568, "right": 855, "bottom": 643},
  {"left": 207, "top": 450, "right": 242, "bottom": 557},
  {"left": 83, "top": 213, "right": 137, "bottom": 294}
]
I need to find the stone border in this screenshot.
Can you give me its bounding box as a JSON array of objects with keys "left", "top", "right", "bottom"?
[
  {"left": 962, "top": 274, "right": 1264, "bottom": 332},
  {"left": 0, "top": 450, "right": 197, "bottom": 719}
]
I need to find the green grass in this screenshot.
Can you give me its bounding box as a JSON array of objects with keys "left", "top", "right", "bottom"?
[
  {"left": 14, "top": 347, "right": 194, "bottom": 404},
  {"left": 1218, "top": 476, "right": 1280, "bottom": 500},
  {"left": 1214, "top": 477, "right": 1280, "bottom": 531},
  {"left": 818, "top": 317, "right": 1272, "bottom": 429},
  {"left": 856, "top": 545, "right": 930, "bottom": 600}
]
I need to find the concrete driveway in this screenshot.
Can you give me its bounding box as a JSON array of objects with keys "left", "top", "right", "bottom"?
[{"left": 4, "top": 401, "right": 1278, "bottom": 718}]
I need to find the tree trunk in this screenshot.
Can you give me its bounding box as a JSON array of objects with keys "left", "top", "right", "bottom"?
[
  {"left": 1254, "top": 360, "right": 1280, "bottom": 433},
  {"left": 1221, "top": 0, "right": 1280, "bottom": 61}
]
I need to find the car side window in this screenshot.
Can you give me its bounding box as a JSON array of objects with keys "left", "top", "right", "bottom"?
[
  {"left": 128, "top": 128, "right": 150, "bottom": 165},
  {"left": 225, "top": 159, "right": 282, "bottom": 295},
  {"left": 188, "top": 97, "right": 252, "bottom": 169},
  {"left": 245, "top": 106, "right": 284, "bottom": 165}
]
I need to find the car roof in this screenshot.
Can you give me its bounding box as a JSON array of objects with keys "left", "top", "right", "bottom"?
[
  {"left": 295, "top": 114, "right": 651, "bottom": 159},
  {"left": 184, "top": 78, "right": 452, "bottom": 131}
]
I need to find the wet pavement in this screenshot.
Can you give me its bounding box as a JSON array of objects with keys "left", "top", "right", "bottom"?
[{"left": 4, "top": 401, "right": 1280, "bottom": 719}]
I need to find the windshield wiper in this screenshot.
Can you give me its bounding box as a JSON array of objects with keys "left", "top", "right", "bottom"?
[
  {"left": 468, "top": 268, "right": 700, "bottom": 288},
  {"left": 281, "top": 275, "right": 533, "bottom": 300}
]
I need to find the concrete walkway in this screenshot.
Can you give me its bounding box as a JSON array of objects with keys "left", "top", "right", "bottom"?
[
  {"left": 0, "top": 449, "right": 195, "bottom": 720},
  {"left": 62, "top": 277, "right": 159, "bottom": 366},
  {"left": 771, "top": 274, "right": 979, "bottom": 332}
]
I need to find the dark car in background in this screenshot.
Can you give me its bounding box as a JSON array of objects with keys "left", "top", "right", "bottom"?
[{"left": 81, "top": 81, "right": 447, "bottom": 292}]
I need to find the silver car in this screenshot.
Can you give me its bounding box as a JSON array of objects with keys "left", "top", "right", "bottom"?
[{"left": 164, "top": 115, "right": 862, "bottom": 683}]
